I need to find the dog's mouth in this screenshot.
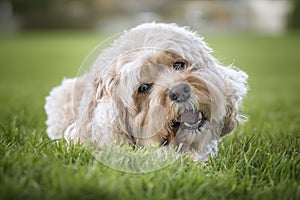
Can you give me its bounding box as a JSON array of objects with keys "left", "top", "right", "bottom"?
[{"left": 172, "top": 110, "right": 207, "bottom": 131}]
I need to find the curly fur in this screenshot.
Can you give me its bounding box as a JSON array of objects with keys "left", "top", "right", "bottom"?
[{"left": 45, "top": 23, "right": 248, "bottom": 161}]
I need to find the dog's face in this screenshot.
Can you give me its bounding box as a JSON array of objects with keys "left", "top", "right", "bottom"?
[
  {"left": 91, "top": 23, "right": 248, "bottom": 160},
  {"left": 114, "top": 50, "right": 225, "bottom": 148}
]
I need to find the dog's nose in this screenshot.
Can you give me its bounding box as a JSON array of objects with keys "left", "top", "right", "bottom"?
[{"left": 169, "top": 83, "right": 191, "bottom": 102}]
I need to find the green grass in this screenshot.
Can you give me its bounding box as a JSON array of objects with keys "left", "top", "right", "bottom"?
[{"left": 0, "top": 31, "right": 300, "bottom": 200}]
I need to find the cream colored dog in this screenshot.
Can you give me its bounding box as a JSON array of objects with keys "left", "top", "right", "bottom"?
[{"left": 45, "top": 23, "right": 248, "bottom": 161}]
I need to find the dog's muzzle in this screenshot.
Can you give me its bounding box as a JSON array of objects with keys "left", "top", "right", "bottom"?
[{"left": 169, "top": 83, "right": 207, "bottom": 131}]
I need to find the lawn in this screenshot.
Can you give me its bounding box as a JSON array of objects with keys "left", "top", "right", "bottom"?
[{"left": 0, "top": 31, "right": 299, "bottom": 200}]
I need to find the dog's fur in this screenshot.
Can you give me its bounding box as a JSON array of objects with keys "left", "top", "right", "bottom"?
[{"left": 45, "top": 23, "right": 248, "bottom": 161}]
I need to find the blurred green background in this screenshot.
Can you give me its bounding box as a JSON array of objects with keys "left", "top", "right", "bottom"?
[
  {"left": 1, "top": 0, "right": 300, "bottom": 32},
  {"left": 0, "top": 0, "right": 300, "bottom": 199}
]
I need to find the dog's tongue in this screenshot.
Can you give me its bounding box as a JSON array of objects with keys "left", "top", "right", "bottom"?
[{"left": 176, "top": 111, "right": 199, "bottom": 124}]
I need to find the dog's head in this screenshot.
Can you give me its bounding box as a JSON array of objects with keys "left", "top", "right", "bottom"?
[{"left": 86, "top": 23, "right": 248, "bottom": 159}]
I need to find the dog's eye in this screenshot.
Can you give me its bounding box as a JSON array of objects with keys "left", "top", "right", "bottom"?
[
  {"left": 173, "top": 62, "right": 186, "bottom": 70},
  {"left": 138, "top": 83, "right": 153, "bottom": 94}
]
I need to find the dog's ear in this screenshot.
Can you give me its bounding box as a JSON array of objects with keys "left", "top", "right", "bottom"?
[
  {"left": 220, "top": 66, "right": 248, "bottom": 136},
  {"left": 75, "top": 76, "right": 110, "bottom": 127},
  {"left": 76, "top": 75, "right": 122, "bottom": 137},
  {"left": 94, "top": 77, "right": 135, "bottom": 145}
]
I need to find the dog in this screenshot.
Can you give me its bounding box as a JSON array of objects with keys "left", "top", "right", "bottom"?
[{"left": 45, "top": 23, "right": 248, "bottom": 161}]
